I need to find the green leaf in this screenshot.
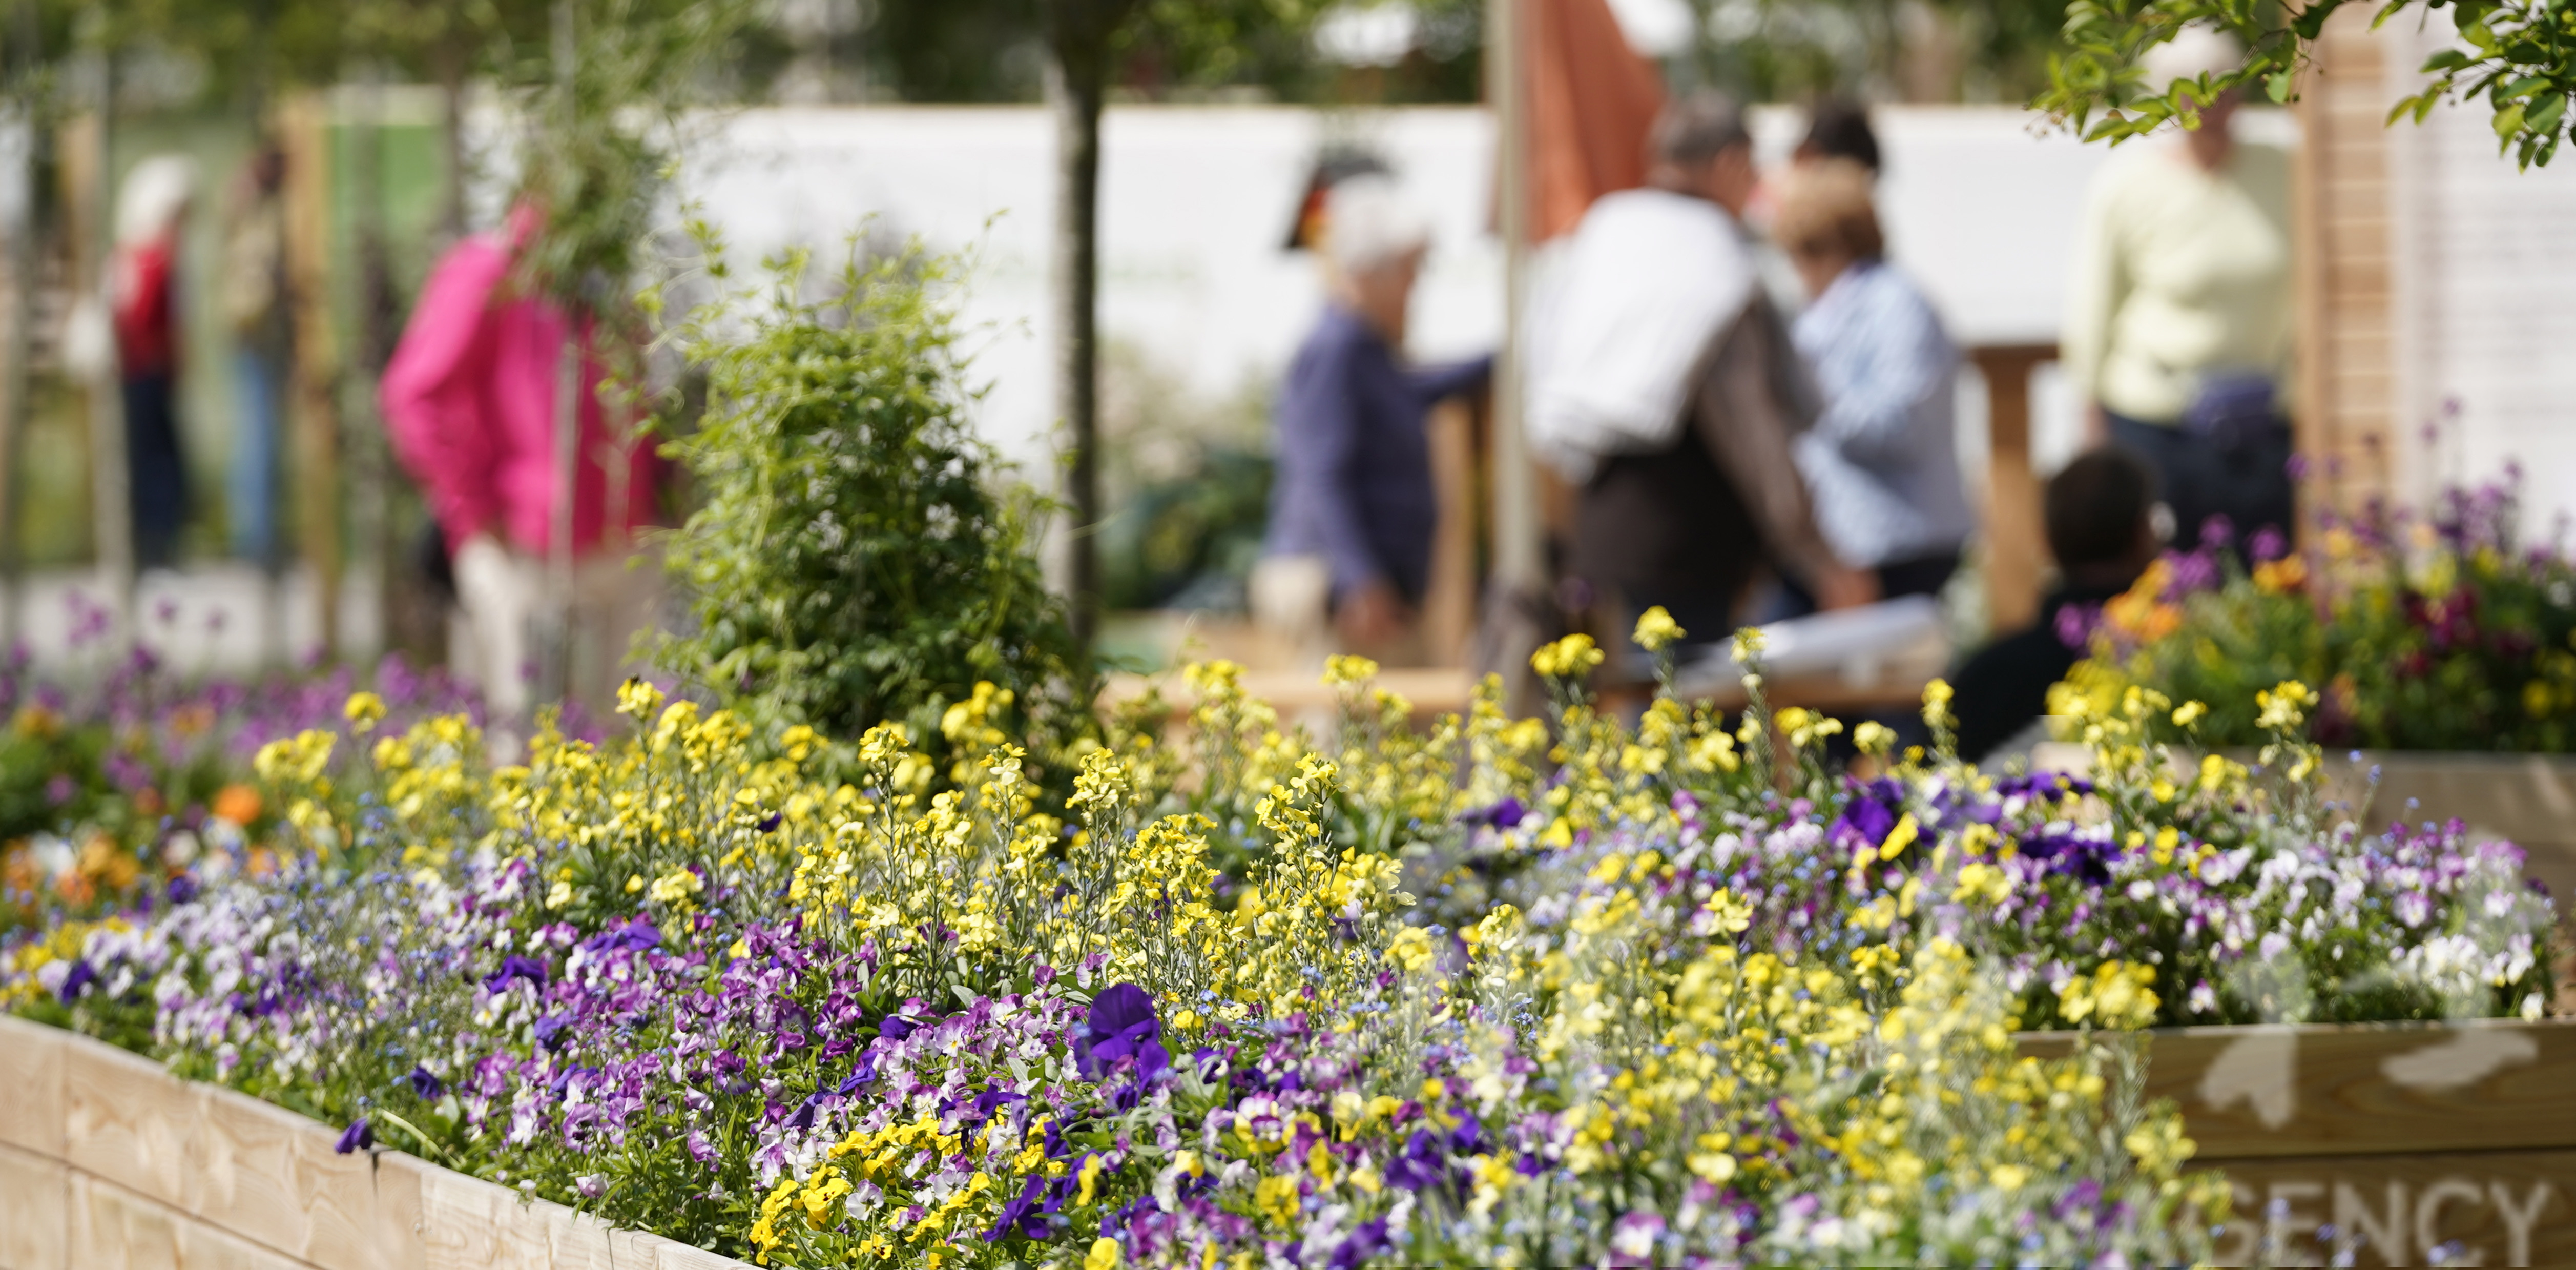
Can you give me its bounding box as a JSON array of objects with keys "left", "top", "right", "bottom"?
[
  {"left": 2496, "top": 99, "right": 2530, "bottom": 139},
  {"left": 2529, "top": 92, "right": 2568, "bottom": 135},
  {"left": 2421, "top": 48, "right": 2474, "bottom": 71},
  {"left": 2268, "top": 70, "right": 2296, "bottom": 101}
]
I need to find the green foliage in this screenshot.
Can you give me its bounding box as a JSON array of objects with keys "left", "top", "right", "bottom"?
[
  {"left": 648, "top": 233, "right": 1094, "bottom": 773},
  {"left": 507, "top": 0, "right": 757, "bottom": 319},
  {"left": 2039, "top": 0, "right": 2576, "bottom": 168},
  {"left": 1095, "top": 343, "right": 1272, "bottom": 612}
]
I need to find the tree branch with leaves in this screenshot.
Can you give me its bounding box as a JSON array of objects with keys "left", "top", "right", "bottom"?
[{"left": 2039, "top": 0, "right": 2576, "bottom": 167}]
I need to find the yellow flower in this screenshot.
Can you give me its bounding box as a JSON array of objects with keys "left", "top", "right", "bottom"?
[
  {"left": 2056, "top": 961, "right": 2160, "bottom": 1029},
  {"left": 1086, "top": 1237, "right": 1123, "bottom": 1270},
  {"left": 1529, "top": 633, "right": 1606, "bottom": 681},
  {"left": 1632, "top": 606, "right": 1685, "bottom": 652},
  {"left": 648, "top": 868, "right": 704, "bottom": 906},
  {"left": 1322, "top": 654, "right": 1380, "bottom": 686},
  {"left": 2254, "top": 680, "right": 2315, "bottom": 733},
  {"left": 1730, "top": 627, "right": 1767, "bottom": 665},
  {"left": 616, "top": 677, "right": 667, "bottom": 721},
  {"left": 342, "top": 692, "right": 386, "bottom": 735}
]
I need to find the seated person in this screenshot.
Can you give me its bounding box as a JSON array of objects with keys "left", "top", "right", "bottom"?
[{"left": 1949, "top": 447, "right": 2160, "bottom": 765}]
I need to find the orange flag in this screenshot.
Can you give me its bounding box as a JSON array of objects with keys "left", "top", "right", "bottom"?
[{"left": 1523, "top": 0, "right": 1669, "bottom": 241}]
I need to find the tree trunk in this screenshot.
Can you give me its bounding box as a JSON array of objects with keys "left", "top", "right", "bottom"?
[
  {"left": 0, "top": 0, "right": 40, "bottom": 648},
  {"left": 86, "top": 36, "right": 131, "bottom": 650},
  {"left": 1043, "top": 0, "right": 1133, "bottom": 652},
  {"left": 1045, "top": 57, "right": 1103, "bottom": 649},
  {"left": 435, "top": 43, "right": 467, "bottom": 243}
]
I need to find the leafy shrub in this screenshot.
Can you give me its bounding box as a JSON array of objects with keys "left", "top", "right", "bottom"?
[{"left": 650, "top": 239, "right": 1093, "bottom": 771}]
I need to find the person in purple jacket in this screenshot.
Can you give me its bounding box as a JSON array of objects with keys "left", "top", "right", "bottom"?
[{"left": 1262, "top": 176, "right": 1490, "bottom": 659}]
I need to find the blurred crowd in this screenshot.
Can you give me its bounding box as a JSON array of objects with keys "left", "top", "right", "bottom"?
[
  {"left": 1262, "top": 29, "right": 2293, "bottom": 760},
  {"left": 71, "top": 28, "right": 2292, "bottom": 761}
]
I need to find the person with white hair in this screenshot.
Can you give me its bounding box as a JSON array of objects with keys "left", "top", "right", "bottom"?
[
  {"left": 110, "top": 155, "right": 198, "bottom": 570},
  {"left": 1526, "top": 93, "right": 1876, "bottom": 650},
  {"left": 1260, "top": 173, "right": 1490, "bottom": 658},
  {"left": 2064, "top": 25, "right": 2296, "bottom": 549}
]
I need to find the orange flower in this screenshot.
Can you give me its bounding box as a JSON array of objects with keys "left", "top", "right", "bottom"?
[
  {"left": 1, "top": 842, "right": 36, "bottom": 894},
  {"left": 213, "top": 785, "right": 263, "bottom": 827},
  {"left": 168, "top": 702, "right": 216, "bottom": 740},
  {"left": 77, "top": 834, "right": 139, "bottom": 892},
  {"left": 2253, "top": 556, "right": 2308, "bottom": 596}
]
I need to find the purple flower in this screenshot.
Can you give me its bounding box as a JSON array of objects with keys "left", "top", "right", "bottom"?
[
  {"left": 483, "top": 955, "right": 549, "bottom": 994},
  {"left": 2017, "top": 830, "right": 2122, "bottom": 887},
  {"left": 1383, "top": 1128, "right": 1450, "bottom": 1192},
  {"left": 1830, "top": 779, "right": 1906, "bottom": 858},
  {"left": 984, "top": 1175, "right": 1052, "bottom": 1241},
  {"left": 2197, "top": 513, "right": 2235, "bottom": 552},
  {"left": 1329, "top": 1216, "right": 1391, "bottom": 1269},
  {"left": 334, "top": 1119, "right": 374, "bottom": 1154},
  {"left": 1461, "top": 797, "right": 1527, "bottom": 829},
  {"left": 56, "top": 959, "right": 97, "bottom": 1003},
  {"left": 407, "top": 1066, "right": 445, "bottom": 1100},
  {"left": 533, "top": 1014, "right": 573, "bottom": 1052},
  {"left": 1075, "top": 984, "right": 1168, "bottom": 1083},
  {"left": 579, "top": 916, "right": 661, "bottom": 955},
  {"left": 2249, "top": 526, "right": 2288, "bottom": 563},
  {"left": 2053, "top": 602, "right": 2099, "bottom": 651}
]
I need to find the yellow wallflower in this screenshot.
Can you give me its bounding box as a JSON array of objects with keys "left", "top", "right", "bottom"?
[{"left": 1631, "top": 606, "right": 1685, "bottom": 652}]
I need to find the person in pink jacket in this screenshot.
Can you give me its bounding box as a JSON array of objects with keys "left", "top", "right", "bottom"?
[{"left": 380, "top": 210, "right": 665, "bottom": 734}]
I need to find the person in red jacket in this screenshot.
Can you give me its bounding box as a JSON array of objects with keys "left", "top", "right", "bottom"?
[
  {"left": 379, "top": 207, "right": 666, "bottom": 736},
  {"left": 110, "top": 157, "right": 196, "bottom": 570}
]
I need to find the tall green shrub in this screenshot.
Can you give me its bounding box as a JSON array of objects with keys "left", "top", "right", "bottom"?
[{"left": 650, "top": 239, "right": 1092, "bottom": 765}]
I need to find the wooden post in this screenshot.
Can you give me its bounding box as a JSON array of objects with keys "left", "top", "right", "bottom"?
[
  {"left": 1479, "top": 0, "right": 1548, "bottom": 710},
  {"left": 1969, "top": 342, "right": 2055, "bottom": 636},
  {"left": 279, "top": 94, "right": 341, "bottom": 661},
  {"left": 2290, "top": 6, "right": 2398, "bottom": 526}
]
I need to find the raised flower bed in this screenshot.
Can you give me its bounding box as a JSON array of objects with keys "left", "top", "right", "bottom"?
[
  {"left": 2058, "top": 478, "right": 2576, "bottom": 898},
  {"left": 0, "top": 619, "right": 2559, "bottom": 1267},
  {"left": 0, "top": 1013, "right": 747, "bottom": 1270}
]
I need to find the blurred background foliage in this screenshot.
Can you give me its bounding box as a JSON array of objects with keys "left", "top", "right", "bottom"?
[{"left": 7, "top": 0, "right": 2079, "bottom": 116}]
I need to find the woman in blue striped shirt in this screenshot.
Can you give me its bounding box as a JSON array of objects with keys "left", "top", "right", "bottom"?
[{"left": 1769, "top": 159, "right": 1975, "bottom": 612}]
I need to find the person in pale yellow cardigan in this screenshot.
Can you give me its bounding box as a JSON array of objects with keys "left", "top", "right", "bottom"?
[{"left": 2063, "top": 26, "right": 2297, "bottom": 548}]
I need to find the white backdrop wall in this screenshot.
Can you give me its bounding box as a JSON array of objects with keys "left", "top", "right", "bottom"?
[{"left": 662, "top": 104, "right": 2249, "bottom": 489}]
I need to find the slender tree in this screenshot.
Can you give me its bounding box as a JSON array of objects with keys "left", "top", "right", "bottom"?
[{"left": 1043, "top": 0, "right": 1139, "bottom": 649}]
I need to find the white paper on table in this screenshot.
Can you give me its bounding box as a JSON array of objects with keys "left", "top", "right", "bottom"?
[{"left": 1672, "top": 595, "right": 1948, "bottom": 694}]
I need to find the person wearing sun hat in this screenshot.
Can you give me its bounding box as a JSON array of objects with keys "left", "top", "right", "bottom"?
[
  {"left": 1259, "top": 174, "right": 1490, "bottom": 665},
  {"left": 2063, "top": 24, "right": 2297, "bottom": 550}
]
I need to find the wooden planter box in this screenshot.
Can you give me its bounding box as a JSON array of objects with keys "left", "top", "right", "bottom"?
[
  {"left": 2024, "top": 1018, "right": 2576, "bottom": 1267},
  {"left": 2365, "top": 753, "right": 2576, "bottom": 904},
  {"left": 0, "top": 1015, "right": 751, "bottom": 1270}
]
